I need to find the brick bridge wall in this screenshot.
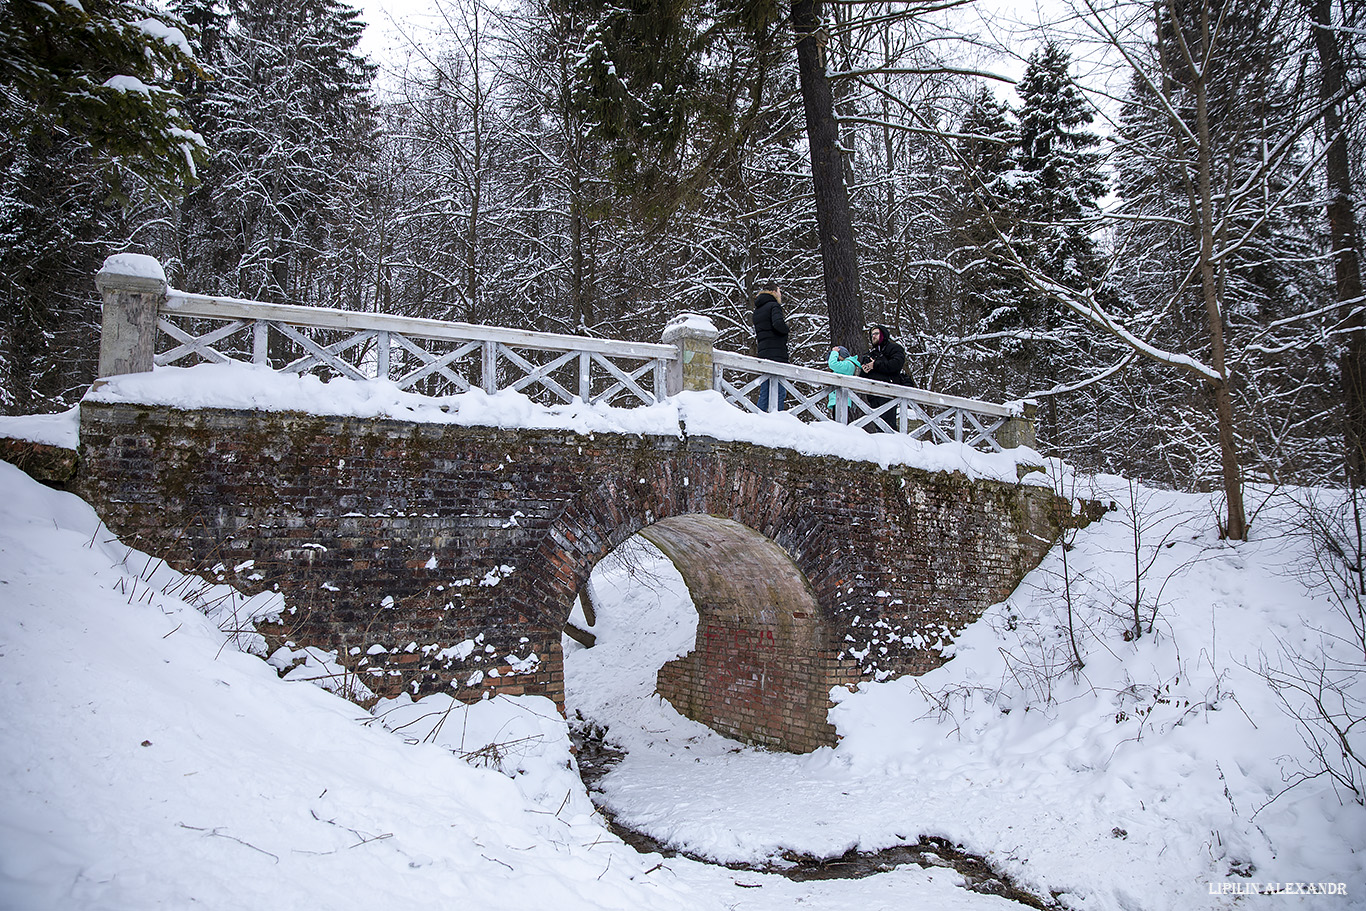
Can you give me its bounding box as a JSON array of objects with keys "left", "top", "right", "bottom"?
[{"left": 74, "top": 400, "right": 1076, "bottom": 752}]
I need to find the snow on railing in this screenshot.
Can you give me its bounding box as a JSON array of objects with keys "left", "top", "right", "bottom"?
[
  {"left": 94, "top": 254, "right": 1034, "bottom": 450},
  {"left": 712, "top": 351, "right": 1025, "bottom": 451},
  {"left": 154, "top": 291, "right": 673, "bottom": 408}
]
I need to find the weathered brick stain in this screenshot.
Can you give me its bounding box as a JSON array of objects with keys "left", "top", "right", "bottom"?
[{"left": 74, "top": 401, "right": 1081, "bottom": 753}]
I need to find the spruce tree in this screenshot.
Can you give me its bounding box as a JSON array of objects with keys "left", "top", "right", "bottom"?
[
  {"left": 1014, "top": 44, "right": 1106, "bottom": 296},
  {"left": 0, "top": 122, "right": 128, "bottom": 412},
  {"left": 162, "top": 0, "right": 376, "bottom": 306},
  {"left": 0, "top": 0, "right": 199, "bottom": 413},
  {"left": 1009, "top": 44, "right": 1107, "bottom": 440},
  {"left": 563, "top": 0, "right": 869, "bottom": 352},
  {"left": 0, "top": 0, "right": 205, "bottom": 200},
  {"left": 944, "top": 48, "right": 1106, "bottom": 442},
  {"left": 950, "top": 87, "right": 1025, "bottom": 350}
]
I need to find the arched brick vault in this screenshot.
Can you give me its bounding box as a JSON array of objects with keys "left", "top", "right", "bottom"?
[
  {"left": 75, "top": 402, "right": 1089, "bottom": 753},
  {"left": 640, "top": 516, "right": 835, "bottom": 753},
  {"left": 528, "top": 462, "right": 856, "bottom": 753}
]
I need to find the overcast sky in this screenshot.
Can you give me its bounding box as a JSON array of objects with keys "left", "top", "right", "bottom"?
[
  {"left": 354, "top": 0, "right": 444, "bottom": 80},
  {"left": 351, "top": 0, "right": 1119, "bottom": 115}
]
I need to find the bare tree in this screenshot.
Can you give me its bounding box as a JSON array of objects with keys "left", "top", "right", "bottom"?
[{"left": 973, "top": 0, "right": 1359, "bottom": 538}]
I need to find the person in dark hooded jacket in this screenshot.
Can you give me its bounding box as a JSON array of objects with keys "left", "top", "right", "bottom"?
[
  {"left": 752, "top": 284, "right": 790, "bottom": 412},
  {"left": 859, "top": 325, "right": 906, "bottom": 429},
  {"left": 859, "top": 325, "right": 906, "bottom": 382}
]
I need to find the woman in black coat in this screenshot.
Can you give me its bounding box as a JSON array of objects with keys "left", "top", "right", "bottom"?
[
  {"left": 753, "top": 287, "right": 790, "bottom": 363},
  {"left": 753, "top": 285, "right": 790, "bottom": 411}
]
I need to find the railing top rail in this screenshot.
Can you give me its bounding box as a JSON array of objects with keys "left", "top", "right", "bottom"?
[
  {"left": 712, "top": 350, "right": 1018, "bottom": 418},
  {"left": 164, "top": 290, "right": 677, "bottom": 361}
]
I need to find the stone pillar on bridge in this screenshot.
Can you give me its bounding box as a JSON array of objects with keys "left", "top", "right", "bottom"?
[
  {"left": 999, "top": 399, "right": 1038, "bottom": 450},
  {"left": 95, "top": 254, "right": 167, "bottom": 378},
  {"left": 662, "top": 313, "right": 719, "bottom": 395}
]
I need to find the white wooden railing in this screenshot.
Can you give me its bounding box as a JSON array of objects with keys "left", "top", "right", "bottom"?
[
  {"left": 94, "top": 255, "right": 1034, "bottom": 451},
  {"left": 713, "top": 350, "right": 1023, "bottom": 448},
  {"left": 157, "top": 291, "right": 675, "bottom": 408}
]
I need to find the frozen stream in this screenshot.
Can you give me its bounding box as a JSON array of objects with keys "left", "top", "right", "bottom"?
[{"left": 562, "top": 538, "right": 1049, "bottom": 908}]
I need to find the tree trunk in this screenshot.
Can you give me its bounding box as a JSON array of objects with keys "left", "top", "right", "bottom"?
[
  {"left": 570, "top": 168, "right": 589, "bottom": 329},
  {"left": 577, "top": 586, "right": 598, "bottom": 628},
  {"left": 1308, "top": 0, "right": 1366, "bottom": 484},
  {"left": 563, "top": 621, "right": 597, "bottom": 648},
  {"left": 791, "top": 0, "right": 867, "bottom": 353},
  {"left": 1191, "top": 14, "right": 1247, "bottom": 540}
]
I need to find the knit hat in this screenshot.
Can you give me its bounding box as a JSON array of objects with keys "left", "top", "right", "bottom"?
[{"left": 835, "top": 346, "right": 850, "bottom": 358}]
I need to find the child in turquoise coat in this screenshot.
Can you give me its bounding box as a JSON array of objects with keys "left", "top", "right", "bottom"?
[{"left": 827, "top": 345, "right": 860, "bottom": 414}]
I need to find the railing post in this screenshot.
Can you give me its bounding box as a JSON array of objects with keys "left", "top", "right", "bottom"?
[
  {"left": 999, "top": 399, "right": 1038, "bottom": 449},
  {"left": 94, "top": 254, "right": 167, "bottom": 378},
  {"left": 662, "top": 313, "right": 718, "bottom": 395}
]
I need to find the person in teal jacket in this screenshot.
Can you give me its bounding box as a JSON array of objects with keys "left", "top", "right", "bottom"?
[{"left": 827, "top": 345, "right": 860, "bottom": 416}]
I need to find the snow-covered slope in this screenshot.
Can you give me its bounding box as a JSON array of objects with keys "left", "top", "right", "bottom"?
[
  {"left": 2, "top": 436, "right": 1363, "bottom": 908},
  {"left": 0, "top": 461, "right": 713, "bottom": 910},
  {"left": 0, "top": 460, "right": 1031, "bottom": 911},
  {"left": 567, "top": 477, "right": 1366, "bottom": 909}
]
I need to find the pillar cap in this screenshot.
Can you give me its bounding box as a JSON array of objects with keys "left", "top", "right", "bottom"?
[
  {"left": 662, "top": 313, "right": 718, "bottom": 344},
  {"left": 96, "top": 254, "right": 167, "bottom": 294}
]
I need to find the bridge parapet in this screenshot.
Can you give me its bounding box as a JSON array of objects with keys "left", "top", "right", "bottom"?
[{"left": 95, "top": 255, "right": 1033, "bottom": 452}]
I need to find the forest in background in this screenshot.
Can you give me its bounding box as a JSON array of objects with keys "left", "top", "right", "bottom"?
[{"left": 1, "top": 0, "right": 1363, "bottom": 519}]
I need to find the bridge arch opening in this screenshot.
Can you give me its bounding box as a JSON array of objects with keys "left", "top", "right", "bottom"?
[{"left": 564, "top": 515, "right": 838, "bottom": 754}]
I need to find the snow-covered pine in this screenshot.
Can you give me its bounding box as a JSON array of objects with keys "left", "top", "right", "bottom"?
[{"left": 155, "top": 0, "right": 378, "bottom": 310}]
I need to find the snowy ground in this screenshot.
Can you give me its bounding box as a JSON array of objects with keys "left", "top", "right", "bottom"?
[
  {"left": 1, "top": 376, "right": 1364, "bottom": 909},
  {"left": 0, "top": 459, "right": 1039, "bottom": 910},
  {"left": 568, "top": 486, "right": 1366, "bottom": 909}
]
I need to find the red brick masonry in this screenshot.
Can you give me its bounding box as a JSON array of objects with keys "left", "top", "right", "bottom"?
[{"left": 74, "top": 401, "right": 1090, "bottom": 751}]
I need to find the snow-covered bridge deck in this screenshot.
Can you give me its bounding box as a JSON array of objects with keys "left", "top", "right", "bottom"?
[{"left": 94, "top": 254, "right": 1035, "bottom": 452}]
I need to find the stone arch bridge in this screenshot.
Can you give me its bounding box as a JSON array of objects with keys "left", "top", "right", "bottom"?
[
  {"left": 76, "top": 403, "right": 1075, "bottom": 753},
  {"left": 65, "top": 256, "right": 1091, "bottom": 753}
]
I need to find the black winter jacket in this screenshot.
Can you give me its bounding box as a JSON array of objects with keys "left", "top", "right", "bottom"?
[
  {"left": 863, "top": 325, "right": 906, "bottom": 383},
  {"left": 753, "top": 292, "right": 790, "bottom": 362}
]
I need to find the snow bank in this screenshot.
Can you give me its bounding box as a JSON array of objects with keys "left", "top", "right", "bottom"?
[
  {"left": 568, "top": 476, "right": 1366, "bottom": 910},
  {"left": 0, "top": 457, "right": 1043, "bottom": 911},
  {"left": 0, "top": 461, "right": 704, "bottom": 911},
  {"left": 6, "top": 407, "right": 1359, "bottom": 909}
]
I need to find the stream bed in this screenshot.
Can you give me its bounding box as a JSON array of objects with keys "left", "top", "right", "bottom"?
[{"left": 571, "top": 720, "right": 1060, "bottom": 909}]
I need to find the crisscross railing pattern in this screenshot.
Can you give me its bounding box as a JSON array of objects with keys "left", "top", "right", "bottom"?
[
  {"left": 712, "top": 351, "right": 1017, "bottom": 451},
  {"left": 156, "top": 292, "right": 673, "bottom": 408},
  {"left": 95, "top": 256, "right": 1029, "bottom": 451}
]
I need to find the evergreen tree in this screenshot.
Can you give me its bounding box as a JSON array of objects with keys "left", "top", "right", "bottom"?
[
  {"left": 0, "top": 0, "right": 206, "bottom": 200},
  {"left": 162, "top": 0, "right": 377, "bottom": 306},
  {"left": 0, "top": 122, "right": 129, "bottom": 413},
  {"left": 564, "top": 0, "right": 870, "bottom": 352},
  {"left": 0, "top": 0, "right": 200, "bottom": 413},
  {"left": 1010, "top": 44, "right": 1107, "bottom": 407},
  {"left": 938, "top": 49, "right": 1107, "bottom": 443},
  {"left": 950, "top": 87, "right": 1024, "bottom": 349},
  {"left": 1006, "top": 44, "right": 1108, "bottom": 440},
  {"left": 1015, "top": 44, "right": 1106, "bottom": 291}
]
